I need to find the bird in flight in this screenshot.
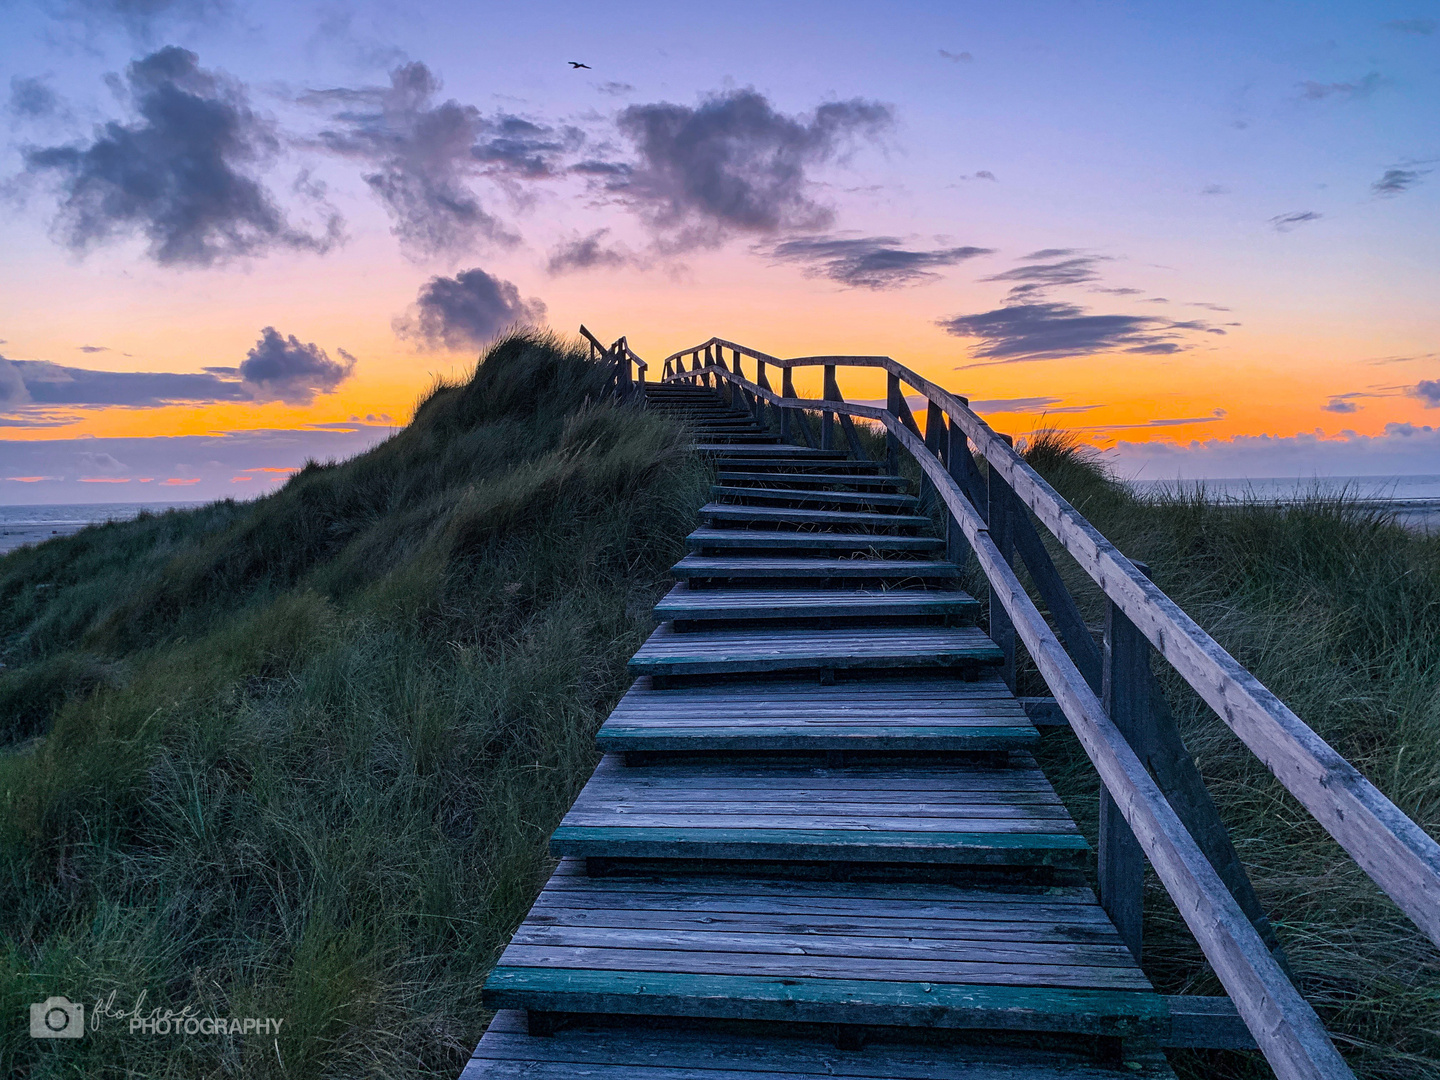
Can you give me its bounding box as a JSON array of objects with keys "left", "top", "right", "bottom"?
[{"left": 569, "top": 61, "right": 591, "bottom": 69}]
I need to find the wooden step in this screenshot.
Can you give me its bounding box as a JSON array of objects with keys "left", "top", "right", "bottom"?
[
  {"left": 705, "top": 458, "right": 888, "bottom": 473},
  {"left": 701, "top": 504, "right": 931, "bottom": 531},
  {"left": 711, "top": 484, "right": 920, "bottom": 510},
  {"left": 464, "top": 1009, "right": 1177, "bottom": 1079},
  {"left": 695, "top": 445, "right": 851, "bottom": 458},
  {"left": 716, "top": 470, "right": 911, "bottom": 490},
  {"left": 654, "top": 583, "right": 978, "bottom": 625},
  {"left": 671, "top": 555, "right": 960, "bottom": 587},
  {"left": 687, "top": 529, "right": 945, "bottom": 554},
  {"left": 597, "top": 673, "right": 1037, "bottom": 753},
  {"left": 691, "top": 433, "right": 781, "bottom": 443},
  {"left": 551, "top": 757, "right": 1084, "bottom": 869},
  {"left": 629, "top": 623, "right": 1001, "bottom": 678},
  {"left": 484, "top": 861, "right": 1164, "bottom": 1038}
]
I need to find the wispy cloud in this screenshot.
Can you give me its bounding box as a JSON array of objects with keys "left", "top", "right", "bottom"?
[
  {"left": 768, "top": 235, "right": 993, "bottom": 289},
  {"left": 1385, "top": 18, "right": 1435, "bottom": 35},
  {"left": 1298, "top": 72, "right": 1381, "bottom": 102},
  {"left": 940, "top": 301, "right": 1223, "bottom": 364},
  {"left": 938, "top": 49, "right": 973, "bottom": 63},
  {"left": 1373, "top": 165, "right": 1430, "bottom": 196},
  {"left": 546, "top": 229, "right": 635, "bottom": 275},
  {"left": 1270, "top": 210, "right": 1321, "bottom": 232}
]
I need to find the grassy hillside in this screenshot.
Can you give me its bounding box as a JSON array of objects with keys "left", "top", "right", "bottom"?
[
  {"left": 1, "top": 354, "right": 1435, "bottom": 1079},
  {"left": 1012, "top": 433, "right": 1440, "bottom": 1080},
  {"left": 0, "top": 333, "right": 708, "bottom": 1078}
]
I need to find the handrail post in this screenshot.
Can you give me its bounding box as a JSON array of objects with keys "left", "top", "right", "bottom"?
[
  {"left": 885, "top": 372, "right": 902, "bottom": 474},
  {"left": 1101, "top": 561, "right": 1152, "bottom": 961},
  {"left": 821, "top": 365, "right": 836, "bottom": 451},
  {"left": 783, "top": 368, "right": 815, "bottom": 448},
  {"left": 987, "top": 435, "right": 1017, "bottom": 690},
  {"left": 944, "top": 419, "right": 976, "bottom": 572}
]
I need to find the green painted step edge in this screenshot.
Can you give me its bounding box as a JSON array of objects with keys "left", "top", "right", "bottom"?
[
  {"left": 549, "top": 826, "right": 1089, "bottom": 866},
  {"left": 627, "top": 647, "right": 1004, "bottom": 677},
  {"left": 593, "top": 724, "right": 1040, "bottom": 751},
  {"left": 482, "top": 968, "right": 1166, "bottom": 1037}
]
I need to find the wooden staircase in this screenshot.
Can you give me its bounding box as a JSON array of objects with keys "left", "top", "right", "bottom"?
[{"left": 463, "top": 382, "right": 1179, "bottom": 1078}]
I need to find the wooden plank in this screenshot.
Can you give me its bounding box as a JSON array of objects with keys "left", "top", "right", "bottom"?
[
  {"left": 483, "top": 969, "right": 1166, "bottom": 1037},
  {"left": 700, "top": 504, "right": 931, "bottom": 529},
  {"left": 1099, "top": 590, "right": 1148, "bottom": 961},
  {"left": 686, "top": 529, "right": 945, "bottom": 552},
  {"left": 463, "top": 1010, "right": 1178, "bottom": 1079},
  {"left": 628, "top": 623, "right": 1003, "bottom": 676},
  {"left": 671, "top": 556, "right": 959, "bottom": 581},
  {"left": 710, "top": 485, "right": 920, "bottom": 509},
  {"left": 715, "top": 470, "right": 910, "bottom": 488},
  {"left": 653, "top": 584, "right": 979, "bottom": 622}
]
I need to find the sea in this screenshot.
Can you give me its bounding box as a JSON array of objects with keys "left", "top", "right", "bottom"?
[{"left": 0, "top": 503, "right": 204, "bottom": 555}]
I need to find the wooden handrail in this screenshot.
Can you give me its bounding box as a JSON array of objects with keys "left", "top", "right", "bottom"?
[
  {"left": 662, "top": 339, "right": 1440, "bottom": 954},
  {"left": 658, "top": 339, "right": 1440, "bottom": 1079}
]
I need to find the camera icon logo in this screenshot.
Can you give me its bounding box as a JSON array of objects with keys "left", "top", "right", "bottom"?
[{"left": 30, "top": 996, "right": 84, "bottom": 1039}]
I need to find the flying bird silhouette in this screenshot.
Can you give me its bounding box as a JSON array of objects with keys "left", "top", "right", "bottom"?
[{"left": 569, "top": 61, "right": 591, "bottom": 69}]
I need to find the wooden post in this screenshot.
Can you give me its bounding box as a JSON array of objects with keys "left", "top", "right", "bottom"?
[
  {"left": 783, "top": 368, "right": 814, "bottom": 448},
  {"left": 1100, "top": 560, "right": 1151, "bottom": 961},
  {"left": 885, "top": 372, "right": 902, "bottom": 474},
  {"left": 944, "top": 420, "right": 976, "bottom": 573},
  {"left": 821, "top": 364, "right": 836, "bottom": 451},
  {"left": 987, "top": 436, "right": 1017, "bottom": 690},
  {"left": 921, "top": 401, "right": 946, "bottom": 514}
]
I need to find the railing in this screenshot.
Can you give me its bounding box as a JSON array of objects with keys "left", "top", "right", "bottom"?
[
  {"left": 660, "top": 337, "right": 1440, "bottom": 1080},
  {"left": 580, "top": 325, "right": 647, "bottom": 400}
]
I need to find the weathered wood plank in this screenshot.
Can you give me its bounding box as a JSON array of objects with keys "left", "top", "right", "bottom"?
[
  {"left": 700, "top": 504, "right": 931, "bottom": 529},
  {"left": 482, "top": 969, "right": 1166, "bottom": 1037},
  {"left": 686, "top": 529, "right": 946, "bottom": 552},
  {"left": 653, "top": 584, "right": 979, "bottom": 622},
  {"left": 671, "top": 556, "right": 959, "bottom": 581}
]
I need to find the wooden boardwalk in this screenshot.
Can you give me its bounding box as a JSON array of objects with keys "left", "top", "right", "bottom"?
[{"left": 466, "top": 382, "right": 1182, "bottom": 1077}]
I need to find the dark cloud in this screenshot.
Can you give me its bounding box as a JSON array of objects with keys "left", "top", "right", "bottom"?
[
  {"left": 238, "top": 328, "right": 355, "bottom": 405},
  {"left": 597, "top": 81, "right": 635, "bottom": 96},
  {"left": 1414, "top": 380, "right": 1440, "bottom": 408},
  {"left": 768, "top": 235, "right": 993, "bottom": 289},
  {"left": 1270, "top": 210, "right": 1321, "bottom": 231},
  {"left": 1094, "top": 286, "right": 1143, "bottom": 296},
  {"left": 1322, "top": 397, "right": 1360, "bottom": 413},
  {"left": 546, "top": 230, "right": 632, "bottom": 275},
  {"left": 973, "top": 170, "right": 996, "bottom": 181},
  {"left": 1201, "top": 184, "right": 1229, "bottom": 195},
  {"left": 938, "top": 50, "right": 973, "bottom": 63},
  {"left": 1299, "top": 73, "right": 1380, "bottom": 101},
  {"left": 0, "top": 355, "right": 246, "bottom": 409},
  {"left": 23, "top": 47, "right": 340, "bottom": 267},
  {"left": 939, "top": 300, "right": 1223, "bottom": 364},
  {"left": 395, "top": 268, "right": 546, "bottom": 351},
  {"left": 981, "top": 253, "right": 1104, "bottom": 298},
  {"left": 9, "top": 76, "right": 62, "bottom": 119},
  {"left": 613, "top": 89, "right": 891, "bottom": 240},
  {"left": 1385, "top": 18, "right": 1435, "bottom": 34},
  {"left": 77, "top": 344, "right": 110, "bottom": 353},
  {"left": 1373, "top": 167, "right": 1429, "bottom": 196},
  {"left": 307, "top": 61, "right": 581, "bottom": 256}
]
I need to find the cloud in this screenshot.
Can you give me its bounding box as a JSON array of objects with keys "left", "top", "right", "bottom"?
[
  {"left": 980, "top": 252, "right": 1106, "bottom": 298},
  {"left": 613, "top": 89, "right": 891, "bottom": 240},
  {"left": 0, "top": 356, "right": 30, "bottom": 407},
  {"left": 973, "top": 170, "right": 996, "bottom": 181},
  {"left": 1373, "top": 166, "right": 1429, "bottom": 196},
  {"left": 0, "top": 357, "right": 248, "bottom": 411},
  {"left": 546, "top": 229, "right": 633, "bottom": 274},
  {"left": 1270, "top": 211, "right": 1321, "bottom": 232},
  {"left": 1299, "top": 73, "right": 1381, "bottom": 101},
  {"left": 1201, "top": 184, "right": 1229, "bottom": 195},
  {"left": 9, "top": 75, "right": 62, "bottom": 119},
  {"left": 395, "top": 268, "right": 546, "bottom": 351},
  {"left": 77, "top": 345, "right": 110, "bottom": 353},
  {"left": 1106, "top": 425, "right": 1440, "bottom": 481},
  {"left": 307, "top": 61, "right": 581, "bottom": 256},
  {"left": 1385, "top": 18, "right": 1435, "bottom": 35},
  {"left": 1322, "top": 397, "right": 1360, "bottom": 413},
  {"left": 768, "top": 235, "right": 994, "bottom": 289},
  {"left": 939, "top": 300, "right": 1223, "bottom": 364},
  {"left": 938, "top": 50, "right": 973, "bottom": 63},
  {"left": 23, "top": 47, "right": 340, "bottom": 267},
  {"left": 1413, "top": 379, "right": 1440, "bottom": 408},
  {"left": 238, "top": 328, "right": 355, "bottom": 405},
  {"left": 597, "top": 81, "right": 635, "bottom": 96}
]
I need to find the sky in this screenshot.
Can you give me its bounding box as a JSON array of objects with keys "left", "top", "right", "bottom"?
[{"left": 0, "top": 0, "right": 1437, "bottom": 502}]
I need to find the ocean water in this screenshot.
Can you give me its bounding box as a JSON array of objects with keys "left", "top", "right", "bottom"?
[{"left": 0, "top": 503, "right": 203, "bottom": 555}]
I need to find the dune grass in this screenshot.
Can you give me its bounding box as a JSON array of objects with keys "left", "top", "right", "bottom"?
[
  {"left": 0, "top": 333, "right": 709, "bottom": 1078},
  {"left": 1008, "top": 429, "right": 1440, "bottom": 1080},
  {"left": 2, "top": 364, "right": 1436, "bottom": 1079}
]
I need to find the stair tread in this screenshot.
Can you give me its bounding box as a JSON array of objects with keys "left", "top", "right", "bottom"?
[
  {"left": 629, "top": 622, "right": 1003, "bottom": 676},
  {"left": 687, "top": 529, "right": 945, "bottom": 551},
  {"left": 464, "top": 1009, "right": 1176, "bottom": 1079},
  {"left": 712, "top": 485, "right": 921, "bottom": 508},
  {"left": 702, "top": 504, "right": 931, "bottom": 528},
  {"left": 672, "top": 556, "right": 959, "bottom": 580},
  {"left": 655, "top": 583, "right": 978, "bottom": 622}
]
